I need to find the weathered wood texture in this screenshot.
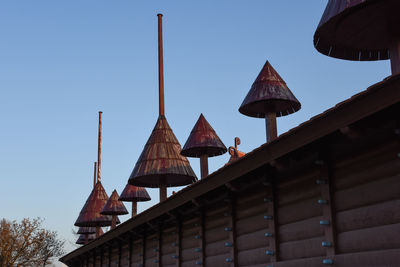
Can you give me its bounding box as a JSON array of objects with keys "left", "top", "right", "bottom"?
[{"left": 68, "top": 109, "right": 400, "bottom": 267}]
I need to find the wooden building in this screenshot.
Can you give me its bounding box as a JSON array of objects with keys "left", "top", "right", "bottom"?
[{"left": 60, "top": 73, "right": 400, "bottom": 266}]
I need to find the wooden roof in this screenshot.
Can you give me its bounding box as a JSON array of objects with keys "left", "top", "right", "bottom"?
[{"left": 61, "top": 73, "right": 400, "bottom": 263}]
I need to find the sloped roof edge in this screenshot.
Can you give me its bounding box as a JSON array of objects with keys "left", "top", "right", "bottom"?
[{"left": 61, "top": 73, "right": 400, "bottom": 263}]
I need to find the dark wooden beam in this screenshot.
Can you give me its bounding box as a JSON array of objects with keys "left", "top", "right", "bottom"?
[
  {"left": 129, "top": 236, "right": 133, "bottom": 267},
  {"left": 100, "top": 246, "right": 103, "bottom": 267},
  {"left": 108, "top": 244, "right": 112, "bottom": 267},
  {"left": 226, "top": 193, "right": 238, "bottom": 266},
  {"left": 141, "top": 231, "right": 146, "bottom": 267},
  {"left": 316, "top": 153, "right": 337, "bottom": 263},
  {"left": 118, "top": 241, "right": 122, "bottom": 267},
  {"left": 264, "top": 173, "right": 279, "bottom": 263}
]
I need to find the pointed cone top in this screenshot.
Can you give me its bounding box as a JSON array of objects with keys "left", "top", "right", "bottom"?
[
  {"left": 119, "top": 184, "right": 151, "bottom": 202},
  {"left": 74, "top": 182, "right": 114, "bottom": 227},
  {"left": 129, "top": 115, "right": 197, "bottom": 188},
  {"left": 239, "top": 61, "right": 301, "bottom": 118},
  {"left": 181, "top": 114, "right": 227, "bottom": 158},
  {"left": 101, "top": 190, "right": 128, "bottom": 216},
  {"left": 77, "top": 227, "right": 96, "bottom": 235}
]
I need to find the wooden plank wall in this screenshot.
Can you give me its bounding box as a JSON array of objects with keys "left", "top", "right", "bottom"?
[{"left": 76, "top": 132, "right": 400, "bottom": 267}]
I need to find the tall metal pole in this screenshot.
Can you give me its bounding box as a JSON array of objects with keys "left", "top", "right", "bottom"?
[
  {"left": 265, "top": 112, "right": 277, "bottom": 142},
  {"left": 97, "top": 111, "right": 102, "bottom": 183},
  {"left": 158, "top": 13, "right": 165, "bottom": 117},
  {"left": 96, "top": 111, "right": 102, "bottom": 238},
  {"left": 93, "top": 162, "right": 97, "bottom": 188},
  {"left": 158, "top": 13, "right": 167, "bottom": 202}
]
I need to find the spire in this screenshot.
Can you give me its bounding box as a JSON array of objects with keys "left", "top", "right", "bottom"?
[
  {"left": 181, "top": 114, "right": 227, "bottom": 158},
  {"left": 74, "top": 182, "right": 114, "bottom": 227},
  {"left": 119, "top": 184, "right": 151, "bottom": 217},
  {"left": 101, "top": 190, "right": 128, "bottom": 215},
  {"left": 128, "top": 116, "right": 197, "bottom": 187},
  {"left": 239, "top": 60, "right": 300, "bottom": 142},
  {"left": 181, "top": 114, "right": 227, "bottom": 178},
  {"left": 128, "top": 14, "right": 197, "bottom": 202}
]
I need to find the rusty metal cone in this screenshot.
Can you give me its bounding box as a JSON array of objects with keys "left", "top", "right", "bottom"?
[
  {"left": 101, "top": 190, "right": 128, "bottom": 216},
  {"left": 128, "top": 115, "right": 197, "bottom": 188},
  {"left": 76, "top": 228, "right": 104, "bottom": 245},
  {"left": 239, "top": 60, "right": 301, "bottom": 118},
  {"left": 119, "top": 184, "right": 151, "bottom": 202},
  {"left": 313, "top": 0, "right": 400, "bottom": 64},
  {"left": 74, "top": 182, "right": 114, "bottom": 227},
  {"left": 77, "top": 227, "right": 96, "bottom": 235},
  {"left": 181, "top": 114, "right": 227, "bottom": 158}
]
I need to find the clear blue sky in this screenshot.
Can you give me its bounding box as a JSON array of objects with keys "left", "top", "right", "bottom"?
[{"left": 0, "top": 0, "right": 390, "bottom": 258}]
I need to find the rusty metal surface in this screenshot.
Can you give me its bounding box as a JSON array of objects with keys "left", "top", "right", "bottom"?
[
  {"left": 239, "top": 60, "right": 301, "bottom": 118},
  {"left": 101, "top": 190, "right": 128, "bottom": 216},
  {"left": 128, "top": 115, "right": 197, "bottom": 188},
  {"left": 74, "top": 182, "right": 113, "bottom": 227},
  {"left": 181, "top": 114, "right": 227, "bottom": 158},
  {"left": 314, "top": 0, "right": 400, "bottom": 61},
  {"left": 77, "top": 227, "right": 96, "bottom": 235},
  {"left": 119, "top": 184, "right": 151, "bottom": 202}
]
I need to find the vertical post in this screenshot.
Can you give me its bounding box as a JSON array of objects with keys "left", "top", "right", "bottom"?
[
  {"left": 390, "top": 39, "right": 400, "bottom": 75},
  {"left": 111, "top": 216, "right": 117, "bottom": 230},
  {"left": 200, "top": 155, "right": 209, "bottom": 179},
  {"left": 200, "top": 209, "right": 205, "bottom": 266},
  {"left": 225, "top": 194, "right": 237, "bottom": 266},
  {"left": 265, "top": 113, "right": 277, "bottom": 142},
  {"left": 108, "top": 245, "right": 112, "bottom": 267},
  {"left": 129, "top": 236, "right": 133, "bottom": 267},
  {"left": 97, "top": 111, "right": 102, "bottom": 183},
  {"left": 316, "top": 155, "right": 336, "bottom": 264},
  {"left": 100, "top": 246, "right": 104, "bottom": 267},
  {"left": 118, "top": 241, "right": 122, "bottom": 267},
  {"left": 157, "top": 13, "right": 165, "bottom": 117},
  {"left": 142, "top": 233, "right": 146, "bottom": 267},
  {"left": 93, "top": 162, "right": 97, "bottom": 188},
  {"left": 132, "top": 202, "right": 138, "bottom": 217},
  {"left": 96, "top": 227, "right": 102, "bottom": 238},
  {"left": 157, "top": 226, "right": 162, "bottom": 267},
  {"left": 266, "top": 178, "right": 279, "bottom": 263},
  {"left": 160, "top": 185, "right": 167, "bottom": 202},
  {"left": 175, "top": 219, "right": 182, "bottom": 267},
  {"left": 85, "top": 234, "right": 89, "bottom": 244},
  {"left": 93, "top": 249, "right": 96, "bottom": 267}
]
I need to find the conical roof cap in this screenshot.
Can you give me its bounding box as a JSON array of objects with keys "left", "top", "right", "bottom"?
[
  {"left": 239, "top": 61, "right": 301, "bottom": 118},
  {"left": 314, "top": 0, "right": 400, "bottom": 61},
  {"left": 129, "top": 115, "right": 197, "bottom": 188},
  {"left": 77, "top": 227, "right": 96, "bottom": 235},
  {"left": 75, "top": 228, "right": 103, "bottom": 245},
  {"left": 101, "top": 190, "right": 128, "bottom": 216},
  {"left": 119, "top": 184, "right": 151, "bottom": 202},
  {"left": 181, "top": 114, "right": 227, "bottom": 158},
  {"left": 74, "top": 182, "right": 113, "bottom": 227}
]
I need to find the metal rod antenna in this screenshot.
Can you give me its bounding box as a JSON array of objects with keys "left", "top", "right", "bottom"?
[
  {"left": 93, "top": 162, "right": 97, "bottom": 188},
  {"left": 97, "top": 111, "right": 102, "bottom": 183},
  {"left": 158, "top": 13, "right": 165, "bottom": 116}
]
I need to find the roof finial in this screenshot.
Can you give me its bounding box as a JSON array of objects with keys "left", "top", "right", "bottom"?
[
  {"left": 158, "top": 14, "right": 165, "bottom": 116},
  {"left": 97, "top": 111, "right": 102, "bottom": 182}
]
